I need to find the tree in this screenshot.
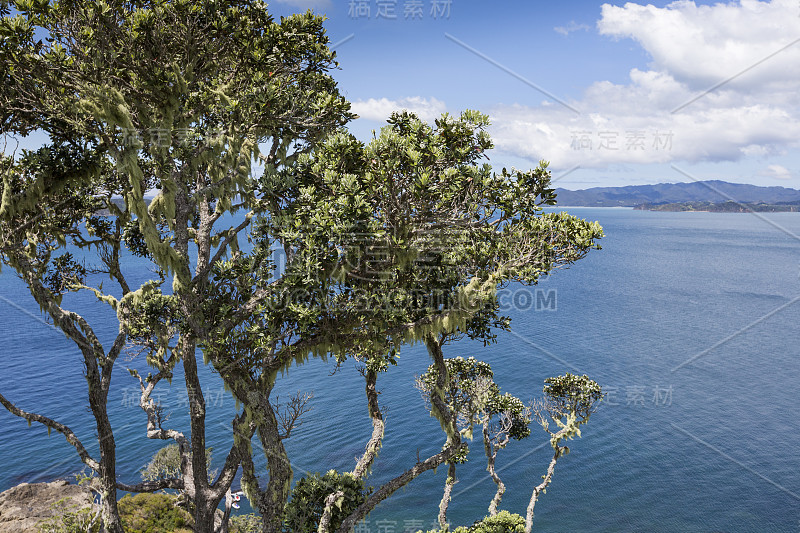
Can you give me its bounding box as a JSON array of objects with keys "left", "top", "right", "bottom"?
[
  {"left": 416, "top": 356, "right": 531, "bottom": 529},
  {"left": 525, "top": 374, "right": 602, "bottom": 532},
  {"left": 0, "top": 0, "right": 351, "bottom": 531},
  {"left": 218, "top": 110, "right": 604, "bottom": 532},
  {"left": 140, "top": 443, "right": 216, "bottom": 507},
  {"left": 415, "top": 370, "right": 602, "bottom": 533},
  {"left": 1, "top": 1, "right": 604, "bottom": 532}
]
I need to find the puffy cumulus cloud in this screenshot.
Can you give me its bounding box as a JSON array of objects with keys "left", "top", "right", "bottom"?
[
  {"left": 763, "top": 164, "right": 792, "bottom": 179},
  {"left": 598, "top": 0, "right": 800, "bottom": 90},
  {"left": 489, "top": 82, "right": 800, "bottom": 168},
  {"left": 487, "top": 1, "right": 800, "bottom": 169},
  {"left": 351, "top": 97, "right": 447, "bottom": 123}
]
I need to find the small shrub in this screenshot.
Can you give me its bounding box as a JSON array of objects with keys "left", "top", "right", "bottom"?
[
  {"left": 420, "top": 511, "right": 526, "bottom": 533},
  {"left": 455, "top": 511, "right": 526, "bottom": 533},
  {"left": 141, "top": 444, "right": 216, "bottom": 484},
  {"left": 230, "top": 513, "right": 263, "bottom": 533},
  {"left": 37, "top": 498, "right": 100, "bottom": 533},
  {"left": 118, "top": 492, "right": 193, "bottom": 533}
]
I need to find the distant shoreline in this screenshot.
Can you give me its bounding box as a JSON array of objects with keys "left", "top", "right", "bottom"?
[
  {"left": 554, "top": 180, "right": 800, "bottom": 209},
  {"left": 552, "top": 206, "right": 634, "bottom": 209},
  {"left": 634, "top": 201, "right": 800, "bottom": 213},
  {"left": 549, "top": 204, "right": 800, "bottom": 212}
]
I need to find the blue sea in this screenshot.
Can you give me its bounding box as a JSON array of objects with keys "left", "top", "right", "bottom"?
[{"left": 1, "top": 208, "right": 799, "bottom": 532}]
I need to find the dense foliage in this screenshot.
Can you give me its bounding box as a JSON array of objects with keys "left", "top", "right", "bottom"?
[
  {"left": 117, "top": 493, "right": 193, "bottom": 533},
  {"left": 229, "top": 514, "right": 263, "bottom": 533},
  {"left": 282, "top": 471, "right": 370, "bottom": 532},
  {"left": 140, "top": 444, "right": 216, "bottom": 486},
  {"left": 452, "top": 511, "right": 527, "bottom": 533},
  {"left": 0, "top": 0, "right": 351, "bottom": 530},
  {"left": 419, "top": 511, "right": 526, "bottom": 533}
]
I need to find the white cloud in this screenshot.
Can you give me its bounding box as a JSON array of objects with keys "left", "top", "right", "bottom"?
[
  {"left": 351, "top": 97, "right": 447, "bottom": 123},
  {"left": 489, "top": 77, "right": 799, "bottom": 168},
  {"left": 598, "top": 0, "right": 800, "bottom": 90},
  {"left": 763, "top": 164, "right": 792, "bottom": 179},
  {"left": 554, "top": 21, "right": 591, "bottom": 36},
  {"left": 486, "top": 1, "right": 800, "bottom": 169}
]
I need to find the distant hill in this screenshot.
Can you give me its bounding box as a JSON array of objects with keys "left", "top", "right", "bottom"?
[{"left": 554, "top": 180, "right": 800, "bottom": 207}]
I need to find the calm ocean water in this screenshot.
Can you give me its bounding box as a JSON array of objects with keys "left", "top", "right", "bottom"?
[{"left": 1, "top": 208, "right": 799, "bottom": 532}]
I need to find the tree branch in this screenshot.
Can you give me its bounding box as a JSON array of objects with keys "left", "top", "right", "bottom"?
[
  {"left": 0, "top": 392, "right": 100, "bottom": 472},
  {"left": 483, "top": 421, "right": 508, "bottom": 517},
  {"left": 525, "top": 446, "right": 562, "bottom": 533},
  {"left": 318, "top": 490, "right": 345, "bottom": 533},
  {"left": 275, "top": 391, "right": 314, "bottom": 440},
  {"left": 438, "top": 462, "right": 457, "bottom": 530},
  {"left": 351, "top": 367, "right": 384, "bottom": 479},
  {"left": 192, "top": 213, "right": 253, "bottom": 284},
  {"left": 319, "top": 366, "right": 384, "bottom": 533},
  {"left": 335, "top": 442, "right": 467, "bottom": 533},
  {"left": 211, "top": 413, "right": 255, "bottom": 494}
]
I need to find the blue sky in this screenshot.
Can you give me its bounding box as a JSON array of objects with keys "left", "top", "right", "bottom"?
[{"left": 268, "top": 0, "right": 800, "bottom": 190}]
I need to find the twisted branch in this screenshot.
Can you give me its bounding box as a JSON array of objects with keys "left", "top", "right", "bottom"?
[{"left": 0, "top": 392, "right": 100, "bottom": 472}]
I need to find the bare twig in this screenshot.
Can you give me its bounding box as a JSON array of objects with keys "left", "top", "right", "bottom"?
[{"left": 274, "top": 391, "right": 314, "bottom": 440}]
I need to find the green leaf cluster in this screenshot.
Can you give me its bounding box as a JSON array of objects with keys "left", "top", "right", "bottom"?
[
  {"left": 421, "top": 511, "right": 526, "bottom": 533},
  {"left": 281, "top": 470, "right": 370, "bottom": 533},
  {"left": 117, "top": 493, "right": 193, "bottom": 533},
  {"left": 418, "top": 356, "right": 531, "bottom": 458},
  {"left": 229, "top": 513, "right": 263, "bottom": 533},
  {"left": 543, "top": 373, "right": 603, "bottom": 424},
  {"left": 140, "top": 443, "right": 214, "bottom": 485}
]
